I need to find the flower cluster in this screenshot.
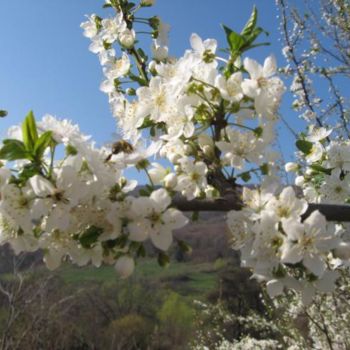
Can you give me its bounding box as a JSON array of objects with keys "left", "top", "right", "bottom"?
[
  {"left": 81, "top": 2, "right": 285, "bottom": 201},
  {"left": 286, "top": 125, "right": 350, "bottom": 206},
  {"left": 4, "top": 0, "right": 349, "bottom": 307},
  {"left": 0, "top": 113, "right": 188, "bottom": 276},
  {"left": 227, "top": 177, "right": 350, "bottom": 305}
]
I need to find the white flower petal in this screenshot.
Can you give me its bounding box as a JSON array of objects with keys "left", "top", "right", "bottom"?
[
  {"left": 303, "top": 253, "right": 326, "bottom": 276},
  {"left": 151, "top": 229, "right": 173, "bottom": 251}
]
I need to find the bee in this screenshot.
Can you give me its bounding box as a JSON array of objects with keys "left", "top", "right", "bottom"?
[{"left": 105, "top": 140, "right": 134, "bottom": 162}]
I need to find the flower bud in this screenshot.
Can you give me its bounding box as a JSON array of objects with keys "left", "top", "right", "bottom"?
[
  {"left": 152, "top": 43, "right": 168, "bottom": 61},
  {"left": 148, "top": 60, "right": 157, "bottom": 74},
  {"left": 295, "top": 176, "right": 305, "bottom": 187},
  {"left": 141, "top": 0, "right": 155, "bottom": 6},
  {"left": 202, "top": 145, "right": 214, "bottom": 158},
  {"left": 119, "top": 29, "right": 135, "bottom": 49},
  {"left": 164, "top": 173, "right": 177, "bottom": 188},
  {"left": 115, "top": 256, "right": 135, "bottom": 278},
  {"left": 285, "top": 162, "right": 299, "bottom": 172},
  {"left": 168, "top": 153, "right": 181, "bottom": 164},
  {"left": 305, "top": 168, "right": 313, "bottom": 175},
  {"left": 126, "top": 88, "right": 136, "bottom": 96}
]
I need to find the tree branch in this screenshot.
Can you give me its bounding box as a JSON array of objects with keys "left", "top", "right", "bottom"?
[{"left": 172, "top": 194, "right": 350, "bottom": 222}]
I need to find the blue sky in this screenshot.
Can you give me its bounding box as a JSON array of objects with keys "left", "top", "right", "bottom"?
[{"left": 0, "top": 1, "right": 301, "bottom": 181}]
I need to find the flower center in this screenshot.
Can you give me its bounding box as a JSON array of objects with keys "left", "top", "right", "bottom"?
[
  {"left": 190, "top": 172, "right": 200, "bottom": 182},
  {"left": 258, "top": 77, "right": 268, "bottom": 88},
  {"left": 277, "top": 206, "right": 290, "bottom": 218},
  {"left": 154, "top": 93, "right": 166, "bottom": 109}
]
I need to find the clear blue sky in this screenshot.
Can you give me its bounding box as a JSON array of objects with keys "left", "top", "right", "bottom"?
[{"left": 0, "top": 1, "right": 301, "bottom": 180}]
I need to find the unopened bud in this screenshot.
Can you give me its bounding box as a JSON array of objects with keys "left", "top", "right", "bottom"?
[
  {"left": 141, "top": 0, "right": 155, "bottom": 6},
  {"left": 285, "top": 162, "right": 299, "bottom": 172},
  {"left": 119, "top": 29, "right": 135, "bottom": 49},
  {"left": 148, "top": 60, "right": 157, "bottom": 74},
  {"left": 126, "top": 88, "right": 136, "bottom": 96},
  {"left": 152, "top": 44, "right": 168, "bottom": 61},
  {"left": 168, "top": 153, "right": 181, "bottom": 164},
  {"left": 164, "top": 173, "right": 177, "bottom": 188},
  {"left": 305, "top": 168, "right": 313, "bottom": 175},
  {"left": 202, "top": 145, "right": 214, "bottom": 158},
  {"left": 295, "top": 176, "right": 305, "bottom": 187}
]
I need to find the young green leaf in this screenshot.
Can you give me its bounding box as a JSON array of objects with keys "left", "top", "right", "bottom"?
[
  {"left": 296, "top": 140, "right": 313, "bottom": 155},
  {"left": 243, "top": 27, "right": 269, "bottom": 50},
  {"left": 241, "top": 6, "right": 258, "bottom": 37},
  {"left": 34, "top": 131, "right": 53, "bottom": 159},
  {"left": 79, "top": 225, "right": 104, "bottom": 249},
  {"left": 158, "top": 251, "right": 170, "bottom": 267},
  {"left": 309, "top": 164, "right": 332, "bottom": 175},
  {"left": 18, "top": 163, "right": 41, "bottom": 182},
  {"left": 0, "top": 139, "right": 30, "bottom": 161},
  {"left": 22, "top": 111, "right": 38, "bottom": 151},
  {"left": 222, "top": 24, "right": 245, "bottom": 52},
  {"left": 0, "top": 110, "right": 8, "bottom": 118},
  {"left": 240, "top": 171, "right": 251, "bottom": 182},
  {"left": 253, "top": 126, "right": 263, "bottom": 137},
  {"left": 177, "top": 240, "right": 192, "bottom": 254},
  {"left": 260, "top": 163, "right": 269, "bottom": 175}
]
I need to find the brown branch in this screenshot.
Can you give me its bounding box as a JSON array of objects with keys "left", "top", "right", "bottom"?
[
  {"left": 172, "top": 195, "right": 350, "bottom": 222},
  {"left": 172, "top": 193, "right": 243, "bottom": 212}
]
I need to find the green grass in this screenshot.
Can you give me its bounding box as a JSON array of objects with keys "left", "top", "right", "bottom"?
[
  {"left": 48, "top": 259, "right": 224, "bottom": 297},
  {"left": 1, "top": 258, "right": 226, "bottom": 299}
]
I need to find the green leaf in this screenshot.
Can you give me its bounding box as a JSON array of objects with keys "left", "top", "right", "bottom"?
[
  {"left": 241, "top": 6, "right": 258, "bottom": 36},
  {"left": 0, "top": 110, "right": 8, "bottom": 118},
  {"left": 34, "top": 131, "right": 53, "bottom": 159},
  {"left": 260, "top": 163, "right": 269, "bottom": 175},
  {"left": 253, "top": 126, "right": 263, "bottom": 137},
  {"left": 191, "top": 211, "right": 199, "bottom": 222},
  {"left": 0, "top": 139, "right": 30, "bottom": 161},
  {"left": 242, "top": 27, "right": 269, "bottom": 50},
  {"left": 309, "top": 164, "right": 332, "bottom": 175},
  {"left": 18, "top": 163, "right": 41, "bottom": 182},
  {"left": 222, "top": 25, "right": 245, "bottom": 52},
  {"left": 115, "top": 234, "right": 128, "bottom": 249},
  {"left": 139, "top": 188, "right": 150, "bottom": 196},
  {"left": 296, "top": 140, "right": 313, "bottom": 155},
  {"left": 240, "top": 171, "right": 251, "bottom": 182},
  {"left": 137, "top": 244, "right": 146, "bottom": 258},
  {"left": 65, "top": 144, "right": 78, "bottom": 156},
  {"left": 245, "top": 42, "right": 271, "bottom": 51},
  {"left": 229, "top": 31, "right": 245, "bottom": 52},
  {"left": 272, "top": 264, "right": 286, "bottom": 278},
  {"left": 158, "top": 252, "right": 170, "bottom": 267},
  {"left": 79, "top": 225, "right": 104, "bottom": 249},
  {"left": 22, "top": 111, "right": 38, "bottom": 151},
  {"left": 137, "top": 48, "right": 148, "bottom": 61},
  {"left": 129, "top": 72, "right": 147, "bottom": 86},
  {"left": 177, "top": 240, "right": 192, "bottom": 254},
  {"left": 137, "top": 116, "right": 154, "bottom": 130}
]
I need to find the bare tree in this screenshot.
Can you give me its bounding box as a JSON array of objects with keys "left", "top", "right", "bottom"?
[{"left": 277, "top": 0, "right": 350, "bottom": 138}]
